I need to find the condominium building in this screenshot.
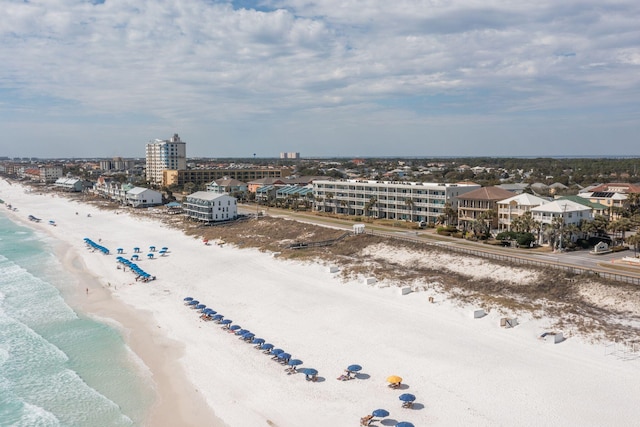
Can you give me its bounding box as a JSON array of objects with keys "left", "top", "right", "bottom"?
[
  {"left": 163, "top": 168, "right": 290, "bottom": 188},
  {"left": 312, "top": 180, "right": 480, "bottom": 224},
  {"left": 145, "top": 134, "right": 186, "bottom": 184}
]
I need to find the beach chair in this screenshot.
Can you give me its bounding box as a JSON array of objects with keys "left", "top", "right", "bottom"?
[
  {"left": 402, "top": 401, "right": 413, "bottom": 409},
  {"left": 360, "top": 415, "right": 374, "bottom": 426},
  {"left": 388, "top": 382, "right": 401, "bottom": 389}
]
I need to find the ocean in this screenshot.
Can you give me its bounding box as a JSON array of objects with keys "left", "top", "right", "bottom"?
[{"left": 0, "top": 213, "right": 154, "bottom": 427}]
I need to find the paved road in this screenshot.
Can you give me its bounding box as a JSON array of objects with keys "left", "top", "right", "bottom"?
[{"left": 239, "top": 204, "right": 640, "bottom": 282}]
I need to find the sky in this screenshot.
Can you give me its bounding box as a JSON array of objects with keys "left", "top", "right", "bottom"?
[{"left": 2, "top": 0, "right": 640, "bottom": 159}]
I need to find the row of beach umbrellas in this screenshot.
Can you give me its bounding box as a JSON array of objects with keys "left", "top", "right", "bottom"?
[
  {"left": 117, "top": 256, "right": 152, "bottom": 279},
  {"left": 183, "top": 296, "right": 319, "bottom": 379},
  {"left": 83, "top": 238, "right": 109, "bottom": 255}
]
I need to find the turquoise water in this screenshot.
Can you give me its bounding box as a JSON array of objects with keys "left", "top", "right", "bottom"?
[{"left": 0, "top": 213, "right": 154, "bottom": 427}]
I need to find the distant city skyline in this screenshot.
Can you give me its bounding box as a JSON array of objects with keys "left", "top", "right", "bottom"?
[{"left": 2, "top": 1, "right": 639, "bottom": 158}]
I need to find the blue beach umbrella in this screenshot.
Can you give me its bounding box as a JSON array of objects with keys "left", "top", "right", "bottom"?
[
  {"left": 372, "top": 409, "right": 389, "bottom": 418},
  {"left": 235, "top": 329, "right": 249, "bottom": 336},
  {"left": 270, "top": 348, "right": 284, "bottom": 356},
  {"left": 288, "top": 359, "right": 303, "bottom": 366},
  {"left": 229, "top": 325, "right": 241, "bottom": 331},
  {"left": 183, "top": 297, "right": 194, "bottom": 302},
  {"left": 395, "top": 423, "right": 415, "bottom": 427},
  {"left": 347, "top": 364, "right": 362, "bottom": 372},
  {"left": 218, "top": 317, "right": 229, "bottom": 323},
  {"left": 252, "top": 338, "right": 265, "bottom": 345},
  {"left": 188, "top": 300, "right": 199, "bottom": 306},
  {"left": 242, "top": 333, "right": 255, "bottom": 341},
  {"left": 277, "top": 352, "right": 291, "bottom": 361},
  {"left": 260, "top": 343, "right": 274, "bottom": 351},
  {"left": 398, "top": 394, "right": 416, "bottom": 402},
  {"left": 195, "top": 304, "right": 206, "bottom": 310},
  {"left": 301, "top": 368, "right": 318, "bottom": 377}
]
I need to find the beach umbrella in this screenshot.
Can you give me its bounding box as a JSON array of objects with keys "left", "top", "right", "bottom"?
[
  {"left": 218, "top": 317, "right": 229, "bottom": 323},
  {"left": 229, "top": 325, "right": 241, "bottom": 331},
  {"left": 395, "top": 423, "right": 414, "bottom": 427},
  {"left": 260, "top": 343, "right": 274, "bottom": 351},
  {"left": 183, "top": 297, "right": 194, "bottom": 302},
  {"left": 252, "top": 338, "right": 265, "bottom": 345},
  {"left": 188, "top": 300, "right": 199, "bottom": 306},
  {"left": 301, "top": 368, "right": 318, "bottom": 376},
  {"left": 347, "top": 364, "right": 362, "bottom": 372},
  {"left": 398, "top": 394, "right": 416, "bottom": 402},
  {"left": 161, "top": 247, "right": 168, "bottom": 251},
  {"left": 372, "top": 409, "right": 389, "bottom": 418},
  {"left": 235, "top": 329, "right": 250, "bottom": 336},
  {"left": 270, "top": 348, "right": 284, "bottom": 356},
  {"left": 387, "top": 375, "right": 402, "bottom": 384},
  {"left": 195, "top": 304, "right": 206, "bottom": 310},
  {"left": 277, "top": 352, "right": 291, "bottom": 361},
  {"left": 288, "top": 359, "right": 303, "bottom": 367},
  {"left": 242, "top": 333, "right": 255, "bottom": 341}
]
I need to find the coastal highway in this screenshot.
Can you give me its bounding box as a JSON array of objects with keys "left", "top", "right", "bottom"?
[{"left": 239, "top": 203, "right": 640, "bottom": 283}]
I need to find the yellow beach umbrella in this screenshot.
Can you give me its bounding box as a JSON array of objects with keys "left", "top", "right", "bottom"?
[{"left": 386, "top": 375, "right": 402, "bottom": 384}]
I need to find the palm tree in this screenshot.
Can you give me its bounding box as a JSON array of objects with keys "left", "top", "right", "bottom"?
[
  {"left": 512, "top": 211, "right": 536, "bottom": 233},
  {"left": 340, "top": 199, "right": 348, "bottom": 214},
  {"left": 608, "top": 218, "right": 633, "bottom": 246},
  {"left": 404, "top": 198, "right": 415, "bottom": 221},
  {"left": 364, "top": 197, "right": 377, "bottom": 218},
  {"left": 442, "top": 202, "right": 458, "bottom": 227},
  {"left": 627, "top": 233, "right": 640, "bottom": 256},
  {"left": 325, "top": 192, "right": 334, "bottom": 213}
]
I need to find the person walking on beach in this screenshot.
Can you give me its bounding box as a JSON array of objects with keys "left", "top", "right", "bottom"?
[{"left": 86, "top": 288, "right": 88, "bottom": 295}]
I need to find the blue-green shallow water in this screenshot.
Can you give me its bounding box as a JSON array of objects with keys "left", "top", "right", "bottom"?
[{"left": 0, "top": 213, "right": 154, "bottom": 427}]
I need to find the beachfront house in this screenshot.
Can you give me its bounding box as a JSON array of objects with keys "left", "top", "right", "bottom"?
[
  {"left": 183, "top": 192, "right": 238, "bottom": 223},
  {"left": 54, "top": 177, "right": 83, "bottom": 192},
  {"left": 457, "top": 186, "right": 514, "bottom": 232},
  {"left": 530, "top": 200, "right": 593, "bottom": 247},
  {"left": 125, "top": 187, "right": 163, "bottom": 208},
  {"left": 497, "top": 193, "right": 549, "bottom": 232},
  {"left": 206, "top": 178, "right": 248, "bottom": 196}
]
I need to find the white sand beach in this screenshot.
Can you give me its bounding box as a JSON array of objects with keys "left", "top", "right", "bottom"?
[{"left": 3, "top": 179, "right": 640, "bottom": 427}]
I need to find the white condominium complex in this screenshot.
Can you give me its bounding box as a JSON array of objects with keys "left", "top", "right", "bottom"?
[
  {"left": 313, "top": 180, "right": 480, "bottom": 224},
  {"left": 145, "top": 133, "right": 186, "bottom": 184}
]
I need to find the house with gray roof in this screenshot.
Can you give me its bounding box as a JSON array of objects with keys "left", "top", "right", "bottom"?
[{"left": 184, "top": 192, "right": 237, "bottom": 223}]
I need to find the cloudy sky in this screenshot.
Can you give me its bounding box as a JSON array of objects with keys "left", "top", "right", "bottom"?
[{"left": 2, "top": 0, "right": 639, "bottom": 158}]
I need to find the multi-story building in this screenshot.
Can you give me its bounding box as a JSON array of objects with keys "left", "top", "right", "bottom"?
[
  {"left": 206, "top": 178, "right": 248, "bottom": 195},
  {"left": 457, "top": 186, "right": 514, "bottom": 231},
  {"left": 145, "top": 134, "right": 186, "bottom": 184},
  {"left": 36, "top": 164, "right": 64, "bottom": 183},
  {"left": 164, "top": 168, "right": 290, "bottom": 188},
  {"left": 100, "top": 157, "right": 136, "bottom": 172},
  {"left": 497, "top": 193, "right": 549, "bottom": 231},
  {"left": 280, "top": 152, "right": 300, "bottom": 159},
  {"left": 183, "top": 192, "right": 238, "bottom": 223},
  {"left": 312, "top": 180, "right": 480, "bottom": 224}
]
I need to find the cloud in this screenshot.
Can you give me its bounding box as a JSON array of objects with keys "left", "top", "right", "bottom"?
[{"left": 1, "top": 0, "right": 639, "bottom": 156}]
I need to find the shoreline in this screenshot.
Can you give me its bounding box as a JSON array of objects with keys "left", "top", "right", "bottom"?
[{"left": 6, "top": 199, "right": 227, "bottom": 427}]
